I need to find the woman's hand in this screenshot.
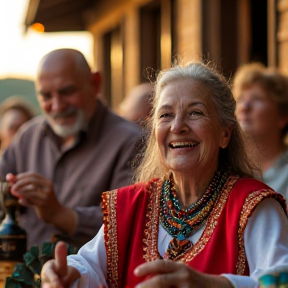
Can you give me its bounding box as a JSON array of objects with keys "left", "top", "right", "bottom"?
[
  {"left": 41, "top": 241, "right": 80, "bottom": 288},
  {"left": 134, "top": 259, "right": 233, "bottom": 288}
]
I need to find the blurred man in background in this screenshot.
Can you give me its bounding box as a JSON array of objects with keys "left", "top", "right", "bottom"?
[
  {"left": 117, "top": 82, "right": 153, "bottom": 125},
  {"left": 0, "top": 49, "right": 141, "bottom": 248}
]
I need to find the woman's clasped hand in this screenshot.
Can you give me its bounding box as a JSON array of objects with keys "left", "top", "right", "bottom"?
[{"left": 133, "top": 259, "right": 232, "bottom": 288}]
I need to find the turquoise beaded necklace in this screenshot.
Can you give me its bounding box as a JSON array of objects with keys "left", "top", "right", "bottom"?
[{"left": 160, "top": 170, "right": 228, "bottom": 241}]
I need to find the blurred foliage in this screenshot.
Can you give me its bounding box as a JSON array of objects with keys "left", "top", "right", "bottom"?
[
  {"left": 0, "top": 78, "right": 41, "bottom": 114},
  {"left": 5, "top": 242, "right": 78, "bottom": 288}
]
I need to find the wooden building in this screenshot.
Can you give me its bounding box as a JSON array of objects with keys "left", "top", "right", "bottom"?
[{"left": 25, "top": 0, "right": 287, "bottom": 109}]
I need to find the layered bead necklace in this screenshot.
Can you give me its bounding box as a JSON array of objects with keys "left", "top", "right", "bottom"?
[{"left": 160, "top": 170, "right": 228, "bottom": 260}]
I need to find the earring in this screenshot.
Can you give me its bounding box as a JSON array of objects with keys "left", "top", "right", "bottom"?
[{"left": 220, "top": 142, "right": 228, "bottom": 149}]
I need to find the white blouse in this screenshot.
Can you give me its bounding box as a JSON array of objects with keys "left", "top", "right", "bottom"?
[{"left": 67, "top": 198, "right": 288, "bottom": 288}]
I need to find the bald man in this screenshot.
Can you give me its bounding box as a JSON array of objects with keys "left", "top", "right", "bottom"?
[{"left": 0, "top": 49, "right": 141, "bottom": 248}]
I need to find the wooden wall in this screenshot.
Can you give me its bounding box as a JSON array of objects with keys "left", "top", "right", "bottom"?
[
  {"left": 278, "top": 0, "right": 288, "bottom": 75},
  {"left": 87, "top": 0, "right": 288, "bottom": 108},
  {"left": 88, "top": 0, "right": 203, "bottom": 109}
]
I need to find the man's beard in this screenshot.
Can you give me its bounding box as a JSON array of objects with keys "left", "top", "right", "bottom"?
[{"left": 44, "top": 107, "right": 86, "bottom": 138}]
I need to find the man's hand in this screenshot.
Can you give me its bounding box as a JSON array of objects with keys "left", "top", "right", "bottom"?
[
  {"left": 7, "top": 172, "right": 60, "bottom": 221},
  {"left": 6, "top": 172, "right": 77, "bottom": 234},
  {"left": 41, "top": 241, "right": 81, "bottom": 288}
]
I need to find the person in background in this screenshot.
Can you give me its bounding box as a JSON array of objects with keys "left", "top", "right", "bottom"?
[
  {"left": 117, "top": 82, "right": 153, "bottom": 125},
  {"left": 117, "top": 82, "right": 154, "bottom": 171},
  {"left": 0, "top": 49, "right": 141, "bottom": 248},
  {"left": 0, "top": 96, "right": 35, "bottom": 155},
  {"left": 233, "top": 63, "right": 288, "bottom": 200},
  {"left": 42, "top": 61, "right": 288, "bottom": 288}
]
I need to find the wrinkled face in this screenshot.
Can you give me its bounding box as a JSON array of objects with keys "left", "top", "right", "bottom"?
[
  {"left": 155, "top": 79, "right": 230, "bottom": 175},
  {"left": 36, "top": 62, "right": 96, "bottom": 138},
  {"left": 235, "top": 84, "right": 284, "bottom": 139},
  {"left": 0, "top": 109, "right": 30, "bottom": 150}
]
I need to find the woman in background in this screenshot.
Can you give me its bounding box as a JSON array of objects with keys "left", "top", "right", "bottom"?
[
  {"left": 233, "top": 63, "right": 288, "bottom": 200},
  {"left": 0, "top": 96, "right": 35, "bottom": 156}
]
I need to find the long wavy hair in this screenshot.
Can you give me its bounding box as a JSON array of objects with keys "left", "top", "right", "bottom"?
[{"left": 133, "top": 61, "right": 257, "bottom": 183}]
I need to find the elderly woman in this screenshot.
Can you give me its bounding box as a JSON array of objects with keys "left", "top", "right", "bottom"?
[
  {"left": 233, "top": 63, "right": 288, "bottom": 200},
  {"left": 41, "top": 62, "right": 288, "bottom": 288}
]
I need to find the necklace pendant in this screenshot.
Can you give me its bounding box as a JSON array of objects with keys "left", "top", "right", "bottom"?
[
  {"left": 177, "top": 233, "right": 186, "bottom": 241},
  {"left": 164, "top": 237, "right": 193, "bottom": 260}
]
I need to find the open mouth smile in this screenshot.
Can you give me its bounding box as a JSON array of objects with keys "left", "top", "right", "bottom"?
[{"left": 169, "top": 141, "right": 200, "bottom": 149}]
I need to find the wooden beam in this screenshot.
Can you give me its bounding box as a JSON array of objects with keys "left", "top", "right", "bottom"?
[
  {"left": 268, "top": 0, "right": 277, "bottom": 68},
  {"left": 88, "top": 0, "right": 153, "bottom": 34},
  {"left": 237, "top": 0, "right": 251, "bottom": 65},
  {"left": 161, "top": 0, "right": 172, "bottom": 69}
]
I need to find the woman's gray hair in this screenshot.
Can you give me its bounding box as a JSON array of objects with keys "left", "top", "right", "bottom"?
[{"left": 133, "top": 61, "right": 256, "bottom": 183}]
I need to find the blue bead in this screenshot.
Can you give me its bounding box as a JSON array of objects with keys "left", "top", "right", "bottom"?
[{"left": 177, "top": 234, "right": 185, "bottom": 241}]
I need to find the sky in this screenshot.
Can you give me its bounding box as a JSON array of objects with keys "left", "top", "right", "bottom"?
[{"left": 0, "top": 0, "right": 94, "bottom": 80}]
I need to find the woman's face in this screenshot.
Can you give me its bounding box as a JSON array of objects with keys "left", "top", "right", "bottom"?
[
  {"left": 0, "top": 109, "right": 30, "bottom": 150},
  {"left": 155, "top": 78, "right": 230, "bottom": 175},
  {"left": 235, "top": 84, "right": 284, "bottom": 139}
]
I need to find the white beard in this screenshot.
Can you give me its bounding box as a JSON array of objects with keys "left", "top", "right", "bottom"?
[{"left": 45, "top": 109, "right": 86, "bottom": 138}]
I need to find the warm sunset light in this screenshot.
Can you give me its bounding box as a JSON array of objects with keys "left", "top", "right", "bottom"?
[
  {"left": 0, "top": 0, "right": 94, "bottom": 79},
  {"left": 31, "top": 23, "right": 45, "bottom": 33}
]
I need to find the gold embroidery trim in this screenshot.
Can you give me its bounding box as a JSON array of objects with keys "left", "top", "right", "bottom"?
[
  {"left": 143, "top": 179, "right": 162, "bottom": 262},
  {"left": 102, "top": 189, "right": 118, "bottom": 287},
  {"left": 236, "top": 189, "right": 286, "bottom": 275}
]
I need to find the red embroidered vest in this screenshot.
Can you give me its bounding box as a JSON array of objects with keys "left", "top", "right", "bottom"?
[{"left": 102, "top": 176, "right": 286, "bottom": 288}]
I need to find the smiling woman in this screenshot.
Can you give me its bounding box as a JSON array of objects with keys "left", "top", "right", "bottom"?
[
  {"left": 41, "top": 61, "right": 288, "bottom": 288},
  {"left": 154, "top": 78, "right": 228, "bottom": 186}
]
